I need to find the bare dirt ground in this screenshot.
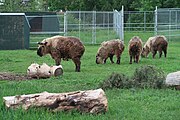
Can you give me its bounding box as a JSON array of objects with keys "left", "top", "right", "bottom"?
[{"left": 0, "top": 72, "right": 33, "bottom": 81}]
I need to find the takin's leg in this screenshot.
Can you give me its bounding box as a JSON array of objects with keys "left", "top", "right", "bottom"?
[
  {"left": 55, "top": 58, "right": 61, "bottom": 65},
  {"left": 133, "top": 55, "right": 136, "bottom": 62},
  {"left": 152, "top": 50, "right": 157, "bottom": 58},
  {"left": 116, "top": 56, "right": 121, "bottom": 64},
  {"left": 104, "top": 58, "right": 107, "bottom": 64},
  {"left": 109, "top": 54, "right": 114, "bottom": 64},
  {"left": 163, "top": 48, "right": 167, "bottom": 58},
  {"left": 135, "top": 55, "right": 139, "bottom": 63},
  {"left": 159, "top": 50, "right": 162, "bottom": 58},
  {"left": 129, "top": 55, "right": 133, "bottom": 64},
  {"left": 158, "top": 47, "right": 163, "bottom": 58},
  {"left": 72, "top": 57, "right": 81, "bottom": 72},
  {"left": 115, "top": 52, "right": 121, "bottom": 64},
  {"left": 51, "top": 52, "right": 61, "bottom": 65}
]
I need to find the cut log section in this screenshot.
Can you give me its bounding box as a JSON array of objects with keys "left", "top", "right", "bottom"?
[
  {"left": 27, "top": 63, "right": 63, "bottom": 78},
  {"left": 3, "top": 89, "right": 108, "bottom": 114},
  {"left": 50, "top": 65, "right": 63, "bottom": 76}
]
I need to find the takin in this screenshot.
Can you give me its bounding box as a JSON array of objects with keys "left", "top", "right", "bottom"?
[
  {"left": 128, "top": 36, "right": 143, "bottom": 64},
  {"left": 141, "top": 35, "right": 168, "bottom": 58},
  {"left": 37, "top": 36, "right": 85, "bottom": 72},
  {"left": 96, "top": 39, "right": 125, "bottom": 64}
]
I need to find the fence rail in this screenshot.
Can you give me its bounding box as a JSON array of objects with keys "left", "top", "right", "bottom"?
[{"left": 26, "top": 6, "right": 180, "bottom": 49}]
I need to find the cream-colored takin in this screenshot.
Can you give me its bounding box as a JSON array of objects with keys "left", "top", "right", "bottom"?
[{"left": 141, "top": 35, "right": 168, "bottom": 58}]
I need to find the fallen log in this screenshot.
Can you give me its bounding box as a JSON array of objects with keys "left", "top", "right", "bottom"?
[
  {"left": 3, "top": 89, "right": 108, "bottom": 114},
  {"left": 27, "top": 63, "right": 63, "bottom": 78}
]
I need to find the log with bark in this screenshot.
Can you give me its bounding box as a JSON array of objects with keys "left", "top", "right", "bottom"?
[{"left": 3, "top": 89, "right": 108, "bottom": 114}]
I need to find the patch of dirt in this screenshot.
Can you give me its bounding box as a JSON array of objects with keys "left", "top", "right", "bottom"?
[{"left": 0, "top": 72, "right": 33, "bottom": 81}]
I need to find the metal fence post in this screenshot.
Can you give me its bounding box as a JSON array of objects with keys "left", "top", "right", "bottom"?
[
  {"left": 144, "top": 11, "right": 146, "bottom": 32},
  {"left": 79, "top": 11, "right": 81, "bottom": 39},
  {"left": 154, "top": 6, "right": 158, "bottom": 35},
  {"left": 92, "top": 11, "right": 96, "bottom": 44},
  {"left": 64, "top": 11, "right": 67, "bottom": 36},
  {"left": 121, "top": 6, "right": 124, "bottom": 41}
]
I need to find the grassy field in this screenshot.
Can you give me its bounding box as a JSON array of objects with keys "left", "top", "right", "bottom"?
[{"left": 0, "top": 33, "right": 180, "bottom": 120}]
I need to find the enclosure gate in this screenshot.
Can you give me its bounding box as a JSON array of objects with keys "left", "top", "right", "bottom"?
[
  {"left": 113, "top": 7, "right": 124, "bottom": 41},
  {"left": 155, "top": 7, "right": 180, "bottom": 41},
  {"left": 65, "top": 7, "right": 124, "bottom": 44}
]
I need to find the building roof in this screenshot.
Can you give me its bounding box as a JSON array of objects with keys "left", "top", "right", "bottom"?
[{"left": 0, "top": 13, "right": 25, "bottom": 16}]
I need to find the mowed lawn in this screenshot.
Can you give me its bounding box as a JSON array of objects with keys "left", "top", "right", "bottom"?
[{"left": 0, "top": 36, "right": 180, "bottom": 119}]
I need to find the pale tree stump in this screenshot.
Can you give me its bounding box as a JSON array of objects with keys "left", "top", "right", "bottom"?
[
  {"left": 27, "top": 63, "right": 63, "bottom": 78},
  {"left": 166, "top": 71, "right": 180, "bottom": 90},
  {"left": 3, "top": 89, "right": 108, "bottom": 114}
]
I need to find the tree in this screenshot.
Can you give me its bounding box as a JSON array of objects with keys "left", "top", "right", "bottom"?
[
  {"left": 130, "top": 0, "right": 180, "bottom": 11},
  {"left": 0, "top": 0, "right": 44, "bottom": 12}
]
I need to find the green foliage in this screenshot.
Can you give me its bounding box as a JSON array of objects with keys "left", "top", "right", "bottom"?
[
  {"left": 99, "top": 73, "right": 132, "bottom": 90},
  {"left": 99, "top": 65, "right": 166, "bottom": 90},
  {"left": 132, "top": 65, "right": 166, "bottom": 89},
  {"left": 0, "top": 0, "right": 46, "bottom": 12},
  {"left": 1, "top": 0, "right": 180, "bottom": 12}
]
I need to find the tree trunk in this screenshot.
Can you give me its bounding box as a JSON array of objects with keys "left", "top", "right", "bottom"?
[{"left": 3, "top": 89, "right": 108, "bottom": 114}]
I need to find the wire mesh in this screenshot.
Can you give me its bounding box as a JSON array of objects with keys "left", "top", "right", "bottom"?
[{"left": 156, "top": 8, "right": 180, "bottom": 41}]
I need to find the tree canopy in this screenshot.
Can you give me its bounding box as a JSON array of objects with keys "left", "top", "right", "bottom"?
[{"left": 0, "top": 0, "right": 180, "bottom": 12}]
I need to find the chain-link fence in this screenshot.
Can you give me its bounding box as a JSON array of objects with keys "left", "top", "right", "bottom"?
[
  {"left": 27, "top": 10, "right": 124, "bottom": 48},
  {"left": 155, "top": 7, "right": 180, "bottom": 41},
  {"left": 124, "top": 11, "right": 155, "bottom": 31},
  {"left": 2, "top": 6, "right": 178, "bottom": 49},
  {"left": 123, "top": 11, "right": 155, "bottom": 42},
  {"left": 65, "top": 9, "right": 124, "bottom": 44}
]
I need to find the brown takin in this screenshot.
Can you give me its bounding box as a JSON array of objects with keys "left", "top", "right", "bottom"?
[
  {"left": 96, "top": 39, "right": 125, "bottom": 64},
  {"left": 128, "top": 36, "right": 143, "bottom": 64},
  {"left": 37, "top": 36, "right": 85, "bottom": 72},
  {"left": 141, "top": 35, "right": 168, "bottom": 58}
]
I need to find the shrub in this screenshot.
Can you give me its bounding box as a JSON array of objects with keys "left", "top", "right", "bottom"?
[
  {"left": 99, "top": 73, "right": 132, "bottom": 90},
  {"left": 132, "top": 65, "right": 166, "bottom": 89},
  {"left": 99, "top": 65, "right": 166, "bottom": 90}
]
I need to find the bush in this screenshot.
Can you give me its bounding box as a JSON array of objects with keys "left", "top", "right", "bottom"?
[
  {"left": 132, "top": 65, "right": 166, "bottom": 89},
  {"left": 99, "top": 65, "right": 166, "bottom": 90},
  {"left": 99, "top": 73, "right": 132, "bottom": 90}
]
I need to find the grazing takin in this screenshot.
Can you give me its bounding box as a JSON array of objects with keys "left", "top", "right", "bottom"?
[
  {"left": 128, "top": 36, "right": 143, "bottom": 64},
  {"left": 96, "top": 39, "right": 125, "bottom": 64},
  {"left": 141, "top": 35, "right": 168, "bottom": 58},
  {"left": 37, "top": 36, "right": 85, "bottom": 72}
]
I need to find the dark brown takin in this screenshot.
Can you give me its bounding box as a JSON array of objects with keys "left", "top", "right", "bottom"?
[
  {"left": 128, "top": 36, "right": 143, "bottom": 64},
  {"left": 37, "top": 36, "right": 85, "bottom": 72}
]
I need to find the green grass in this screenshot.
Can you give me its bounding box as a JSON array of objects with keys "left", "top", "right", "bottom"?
[
  {"left": 0, "top": 34, "right": 180, "bottom": 119},
  {"left": 30, "top": 30, "right": 155, "bottom": 49}
]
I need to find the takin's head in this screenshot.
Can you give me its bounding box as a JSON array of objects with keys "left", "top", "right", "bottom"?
[
  {"left": 96, "top": 54, "right": 104, "bottom": 64},
  {"left": 141, "top": 46, "right": 150, "bottom": 58},
  {"left": 37, "top": 40, "right": 50, "bottom": 57},
  {"left": 96, "top": 47, "right": 106, "bottom": 64}
]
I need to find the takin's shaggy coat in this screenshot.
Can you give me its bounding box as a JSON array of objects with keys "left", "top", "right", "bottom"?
[
  {"left": 128, "top": 36, "right": 143, "bottom": 64},
  {"left": 37, "top": 36, "right": 85, "bottom": 72},
  {"left": 96, "top": 39, "right": 125, "bottom": 64},
  {"left": 141, "top": 35, "right": 168, "bottom": 58}
]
